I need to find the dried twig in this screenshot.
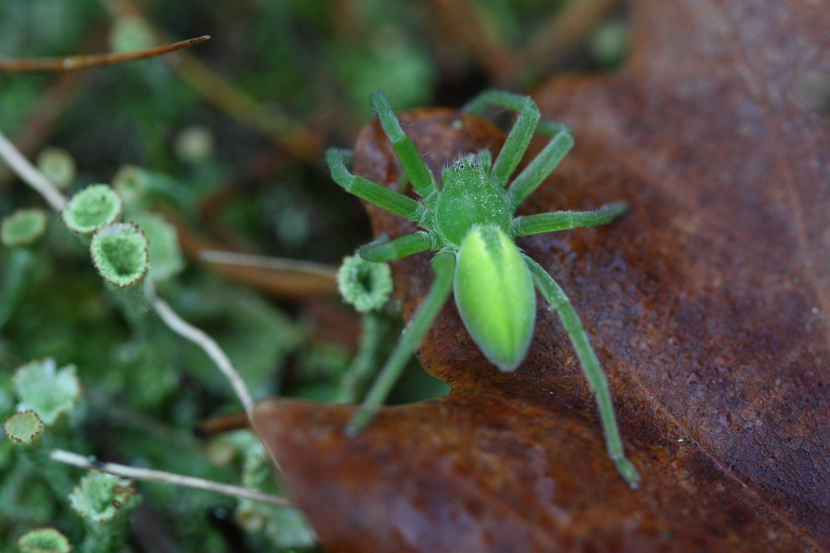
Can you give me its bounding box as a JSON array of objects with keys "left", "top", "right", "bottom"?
[
  {"left": 199, "top": 250, "right": 338, "bottom": 295},
  {"left": 167, "top": 212, "right": 339, "bottom": 299},
  {"left": 0, "top": 36, "right": 210, "bottom": 73},
  {"left": 194, "top": 411, "right": 251, "bottom": 438},
  {"left": 50, "top": 449, "right": 294, "bottom": 507}
]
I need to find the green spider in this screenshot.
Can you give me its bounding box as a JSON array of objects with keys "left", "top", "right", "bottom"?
[{"left": 326, "top": 90, "right": 641, "bottom": 489}]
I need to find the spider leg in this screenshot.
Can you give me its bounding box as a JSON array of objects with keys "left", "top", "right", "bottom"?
[
  {"left": 371, "top": 91, "right": 439, "bottom": 204},
  {"left": 347, "top": 251, "right": 456, "bottom": 433},
  {"left": 523, "top": 255, "right": 642, "bottom": 489},
  {"left": 506, "top": 120, "right": 574, "bottom": 210},
  {"left": 511, "top": 202, "right": 626, "bottom": 237},
  {"left": 359, "top": 231, "right": 438, "bottom": 262},
  {"left": 462, "top": 90, "right": 540, "bottom": 188},
  {"left": 326, "top": 148, "right": 428, "bottom": 225}
]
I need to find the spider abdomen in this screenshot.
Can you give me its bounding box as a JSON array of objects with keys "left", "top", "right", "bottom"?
[{"left": 454, "top": 225, "right": 536, "bottom": 372}]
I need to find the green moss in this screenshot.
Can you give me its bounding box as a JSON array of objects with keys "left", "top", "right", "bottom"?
[
  {"left": 17, "top": 527, "right": 72, "bottom": 553},
  {"left": 69, "top": 471, "right": 141, "bottom": 553},
  {"left": 2, "top": 411, "right": 44, "bottom": 445},
  {"left": 69, "top": 471, "right": 140, "bottom": 524},
  {"left": 337, "top": 256, "right": 393, "bottom": 313},
  {"left": 1, "top": 208, "right": 48, "bottom": 247},
  {"left": 62, "top": 185, "right": 123, "bottom": 236},
  {"left": 36, "top": 147, "right": 77, "bottom": 190},
  {"left": 89, "top": 223, "right": 149, "bottom": 287},
  {"left": 111, "top": 166, "right": 148, "bottom": 206},
  {"left": 128, "top": 213, "right": 184, "bottom": 282},
  {"left": 13, "top": 360, "right": 81, "bottom": 426}
]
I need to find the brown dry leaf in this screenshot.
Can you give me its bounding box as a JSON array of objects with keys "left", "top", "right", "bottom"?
[{"left": 254, "top": 1, "right": 830, "bottom": 551}]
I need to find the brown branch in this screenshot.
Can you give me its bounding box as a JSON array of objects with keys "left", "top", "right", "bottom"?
[
  {"left": 194, "top": 411, "right": 251, "bottom": 438},
  {"left": 167, "top": 211, "right": 339, "bottom": 299},
  {"left": 0, "top": 35, "right": 210, "bottom": 73}
]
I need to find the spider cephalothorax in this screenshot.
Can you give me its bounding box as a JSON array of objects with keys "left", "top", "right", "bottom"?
[{"left": 327, "top": 90, "right": 641, "bottom": 488}]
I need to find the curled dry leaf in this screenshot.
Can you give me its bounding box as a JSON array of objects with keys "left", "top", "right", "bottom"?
[{"left": 254, "top": 1, "right": 830, "bottom": 551}]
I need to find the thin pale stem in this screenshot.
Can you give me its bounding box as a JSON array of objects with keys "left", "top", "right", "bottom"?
[
  {"left": 524, "top": 255, "right": 641, "bottom": 489},
  {"left": 0, "top": 36, "right": 210, "bottom": 73},
  {"left": 147, "top": 283, "right": 255, "bottom": 421},
  {"left": 327, "top": 148, "right": 427, "bottom": 224},
  {"left": 512, "top": 202, "right": 626, "bottom": 237},
  {"left": 50, "top": 450, "right": 294, "bottom": 507},
  {"left": 347, "top": 251, "right": 456, "bottom": 432},
  {"left": 507, "top": 120, "right": 574, "bottom": 209},
  {"left": 462, "top": 90, "right": 540, "bottom": 188},
  {"left": 371, "top": 91, "right": 438, "bottom": 203},
  {"left": 0, "top": 129, "right": 66, "bottom": 211},
  {"left": 359, "top": 232, "right": 436, "bottom": 262}
]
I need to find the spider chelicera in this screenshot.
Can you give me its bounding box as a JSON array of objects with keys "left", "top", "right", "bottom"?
[{"left": 326, "top": 90, "right": 641, "bottom": 489}]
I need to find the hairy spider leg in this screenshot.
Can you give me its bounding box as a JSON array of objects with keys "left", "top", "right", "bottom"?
[
  {"left": 359, "top": 232, "right": 437, "bottom": 263},
  {"left": 523, "top": 255, "right": 641, "bottom": 490},
  {"left": 506, "top": 120, "right": 574, "bottom": 211},
  {"left": 347, "top": 251, "right": 456, "bottom": 433},
  {"left": 371, "top": 91, "right": 439, "bottom": 204},
  {"left": 463, "top": 92, "right": 578, "bottom": 212},
  {"left": 463, "top": 90, "right": 541, "bottom": 188},
  {"left": 326, "top": 148, "right": 429, "bottom": 226},
  {"left": 512, "top": 202, "right": 627, "bottom": 237}
]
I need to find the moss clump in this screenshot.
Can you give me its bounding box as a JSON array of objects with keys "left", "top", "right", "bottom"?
[
  {"left": 13, "top": 359, "right": 81, "bottom": 426},
  {"left": 36, "top": 146, "right": 77, "bottom": 190},
  {"left": 337, "top": 255, "right": 393, "bottom": 313},
  {"left": 89, "top": 223, "right": 149, "bottom": 287},
  {"left": 3, "top": 411, "right": 44, "bottom": 446},
  {"left": 111, "top": 165, "right": 148, "bottom": 206},
  {"left": 17, "top": 527, "right": 72, "bottom": 553},
  {"left": 1, "top": 208, "right": 48, "bottom": 247},
  {"left": 129, "top": 213, "right": 184, "bottom": 282},
  {"left": 62, "top": 185, "right": 123, "bottom": 235}
]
